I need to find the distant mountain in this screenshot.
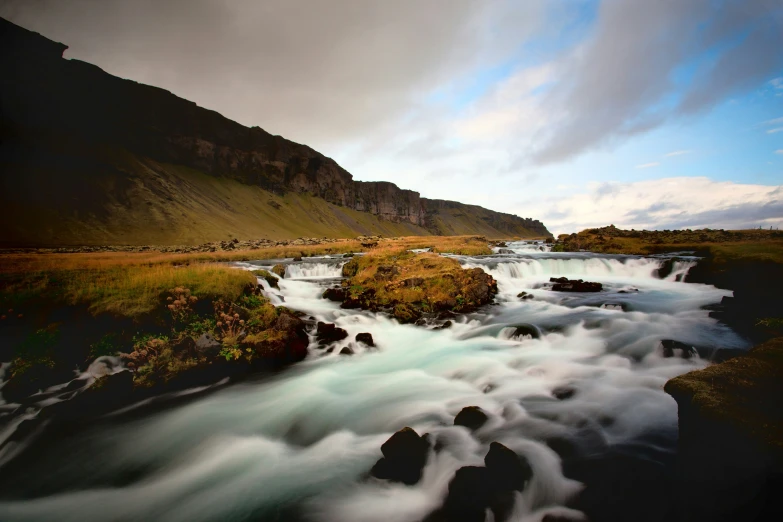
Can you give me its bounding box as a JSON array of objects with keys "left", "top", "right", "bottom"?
[{"left": 0, "top": 17, "right": 551, "bottom": 246}]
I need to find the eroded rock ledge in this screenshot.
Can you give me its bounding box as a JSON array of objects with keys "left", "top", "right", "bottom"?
[{"left": 665, "top": 337, "right": 783, "bottom": 521}]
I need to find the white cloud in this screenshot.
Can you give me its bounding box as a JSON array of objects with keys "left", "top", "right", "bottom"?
[
  {"left": 776, "top": 150, "right": 783, "bottom": 155},
  {"left": 768, "top": 128, "right": 783, "bottom": 134},
  {"left": 665, "top": 150, "right": 692, "bottom": 157},
  {"left": 635, "top": 162, "right": 660, "bottom": 169},
  {"left": 516, "top": 177, "right": 782, "bottom": 236},
  {"left": 771, "top": 77, "right": 783, "bottom": 90}
]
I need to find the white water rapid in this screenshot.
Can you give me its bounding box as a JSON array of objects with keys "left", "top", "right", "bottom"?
[{"left": 0, "top": 242, "right": 750, "bottom": 522}]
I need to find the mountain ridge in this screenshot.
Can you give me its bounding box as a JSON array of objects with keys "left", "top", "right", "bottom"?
[{"left": 0, "top": 17, "right": 551, "bottom": 245}]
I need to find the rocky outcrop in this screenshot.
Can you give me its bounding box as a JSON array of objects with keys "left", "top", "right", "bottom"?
[
  {"left": 549, "top": 277, "right": 602, "bottom": 293},
  {"left": 664, "top": 337, "right": 783, "bottom": 522},
  {"left": 370, "top": 427, "right": 431, "bottom": 485},
  {"left": 0, "top": 17, "right": 550, "bottom": 245}
]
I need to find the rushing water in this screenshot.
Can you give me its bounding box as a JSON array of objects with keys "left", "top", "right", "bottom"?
[{"left": 0, "top": 242, "right": 750, "bottom": 521}]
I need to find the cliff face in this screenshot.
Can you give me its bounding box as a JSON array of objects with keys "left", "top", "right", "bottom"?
[{"left": 0, "top": 17, "right": 550, "bottom": 245}]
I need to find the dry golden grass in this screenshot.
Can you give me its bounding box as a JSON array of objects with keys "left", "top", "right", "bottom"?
[
  {"left": 377, "top": 235, "right": 492, "bottom": 256},
  {"left": 0, "top": 235, "right": 493, "bottom": 317},
  {"left": 0, "top": 240, "right": 366, "bottom": 274},
  {"left": 556, "top": 226, "right": 783, "bottom": 265},
  {"left": 1, "top": 263, "right": 257, "bottom": 317}
]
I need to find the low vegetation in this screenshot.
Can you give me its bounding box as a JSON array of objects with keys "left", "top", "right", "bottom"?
[
  {"left": 552, "top": 225, "right": 783, "bottom": 264},
  {"left": 0, "top": 235, "right": 501, "bottom": 403},
  {"left": 665, "top": 337, "right": 783, "bottom": 451},
  {"left": 335, "top": 247, "right": 497, "bottom": 323}
]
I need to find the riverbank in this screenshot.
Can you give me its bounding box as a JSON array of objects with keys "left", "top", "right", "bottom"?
[{"left": 0, "top": 235, "right": 498, "bottom": 413}]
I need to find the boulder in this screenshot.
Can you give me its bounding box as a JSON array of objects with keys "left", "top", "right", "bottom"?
[
  {"left": 454, "top": 406, "right": 489, "bottom": 431},
  {"left": 510, "top": 323, "right": 542, "bottom": 339},
  {"left": 355, "top": 332, "right": 375, "bottom": 347},
  {"left": 498, "top": 248, "right": 515, "bottom": 254},
  {"left": 484, "top": 442, "right": 533, "bottom": 491},
  {"left": 195, "top": 333, "right": 222, "bottom": 357},
  {"left": 316, "top": 321, "right": 348, "bottom": 345},
  {"left": 552, "top": 386, "right": 576, "bottom": 400},
  {"left": 293, "top": 256, "right": 303, "bottom": 261},
  {"left": 550, "top": 277, "right": 602, "bottom": 292},
  {"left": 322, "top": 287, "right": 347, "bottom": 302},
  {"left": 271, "top": 264, "right": 286, "bottom": 278},
  {"left": 434, "top": 320, "right": 453, "bottom": 330},
  {"left": 660, "top": 339, "right": 697, "bottom": 359},
  {"left": 273, "top": 312, "right": 309, "bottom": 362},
  {"left": 517, "top": 291, "right": 534, "bottom": 300},
  {"left": 370, "top": 427, "right": 431, "bottom": 485},
  {"left": 339, "top": 346, "right": 354, "bottom": 356},
  {"left": 441, "top": 466, "right": 494, "bottom": 522},
  {"left": 171, "top": 336, "right": 197, "bottom": 357}
]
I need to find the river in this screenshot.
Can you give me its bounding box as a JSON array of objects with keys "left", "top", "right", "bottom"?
[{"left": 0, "top": 242, "right": 750, "bottom": 521}]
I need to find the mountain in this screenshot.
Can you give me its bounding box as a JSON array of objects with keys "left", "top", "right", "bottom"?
[{"left": 0, "top": 18, "right": 550, "bottom": 246}]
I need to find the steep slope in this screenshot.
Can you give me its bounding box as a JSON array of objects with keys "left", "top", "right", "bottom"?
[{"left": 0, "top": 18, "right": 550, "bottom": 246}]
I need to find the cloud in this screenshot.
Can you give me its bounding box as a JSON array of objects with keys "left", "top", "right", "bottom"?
[
  {"left": 665, "top": 150, "right": 692, "bottom": 157},
  {"left": 0, "top": 0, "right": 545, "bottom": 148},
  {"left": 635, "top": 162, "right": 660, "bottom": 169},
  {"left": 776, "top": 150, "right": 783, "bottom": 155},
  {"left": 768, "top": 128, "right": 783, "bottom": 134},
  {"left": 515, "top": 177, "right": 783, "bottom": 235},
  {"left": 530, "top": 0, "right": 783, "bottom": 164},
  {"left": 764, "top": 116, "right": 783, "bottom": 126}
]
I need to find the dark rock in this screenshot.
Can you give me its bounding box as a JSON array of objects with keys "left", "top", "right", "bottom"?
[
  {"left": 550, "top": 277, "right": 602, "bottom": 292},
  {"left": 355, "top": 332, "right": 375, "bottom": 347},
  {"left": 660, "top": 339, "right": 697, "bottom": 359},
  {"left": 484, "top": 441, "right": 533, "bottom": 491},
  {"left": 293, "top": 256, "right": 303, "bottom": 261},
  {"left": 316, "top": 321, "right": 348, "bottom": 345},
  {"left": 711, "top": 348, "right": 747, "bottom": 363},
  {"left": 434, "top": 320, "right": 453, "bottom": 330},
  {"left": 517, "top": 291, "right": 534, "bottom": 300},
  {"left": 343, "top": 253, "right": 354, "bottom": 258},
  {"left": 339, "top": 346, "right": 354, "bottom": 355},
  {"left": 510, "top": 323, "right": 542, "bottom": 339},
  {"left": 195, "top": 332, "right": 222, "bottom": 357},
  {"left": 552, "top": 386, "right": 576, "bottom": 400},
  {"left": 322, "top": 287, "right": 346, "bottom": 302},
  {"left": 454, "top": 406, "right": 489, "bottom": 431},
  {"left": 171, "top": 335, "right": 197, "bottom": 356},
  {"left": 433, "top": 297, "right": 457, "bottom": 311},
  {"left": 498, "top": 248, "right": 515, "bottom": 254},
  {"left": 267, "top": 312, "right": 309, "bottom": 362},
  {"left": 441, "top": 466, "right": 494, "bottom": 522},
  {"left": 655, "top": 258, "right": 677, "bottom": 279},
  {"left": 370, "top": 427, "right": 431, "bottom": 485}
]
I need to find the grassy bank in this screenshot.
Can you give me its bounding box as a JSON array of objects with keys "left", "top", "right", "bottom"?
[
  {"left": 553, "top": 225, "right": 783, "bottom": 264},
  {"left": 0, "top": 235, "right": 498, "bottom": 401}
]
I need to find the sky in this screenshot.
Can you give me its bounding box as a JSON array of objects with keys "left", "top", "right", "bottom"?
[{"left": 3, "top": 0, "right": 782, "bottom": 235}]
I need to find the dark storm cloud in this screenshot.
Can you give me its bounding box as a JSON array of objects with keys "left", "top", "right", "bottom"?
[
  {"left": 531, "top": 0, "right": 783, "bottom": 165},
  {"left": 0, "top": 0, "right": 542, "bottom": 148}
]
